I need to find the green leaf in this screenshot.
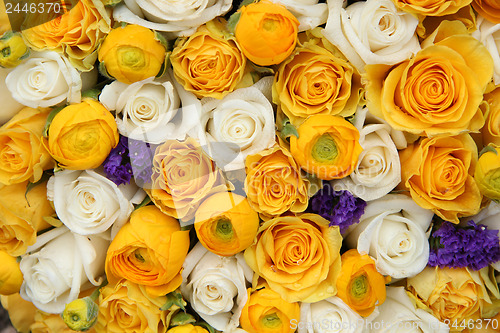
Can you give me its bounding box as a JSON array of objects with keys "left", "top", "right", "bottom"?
[
  {"left": 226, "top": 12, "right": 241, "bottom": 35},
  {"left": 279, "top": 118, "right": 299, "bottom": 141},
  {"left": 81, "top": 89, "right": 101, "bottom": 100},
  {"left": 195, "top": 322, "right": 216, "bottom": 333},
  {"left": 160, "top": 290, "right": 186, "bottom": 312},
  {"left": 169, "top": 312, "right": 196, "bottom": 327},
  {"left": 134, "top": 196, "right": 152, "bottom": 211},
  {"left": 251, "top": 63, "right": 274, "bottom": 75},
  {"left": 479, "top": 145, "right": 498, "bottom": 158},
  {"left": 239, "top": 0, "right": 256, "bottom": 8},
  {"left": 43, "top": 105, "right": 66, "bottom": 137},
  {"left": 25, "top": 170, "right": 53, "bottom": 205},
  {"left": 98, "top": 61, "right": 114, "bottom": 80}
]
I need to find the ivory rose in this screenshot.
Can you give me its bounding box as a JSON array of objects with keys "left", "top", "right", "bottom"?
[{"left": 323, "top": 0, "right": 420, "bottom": 73}]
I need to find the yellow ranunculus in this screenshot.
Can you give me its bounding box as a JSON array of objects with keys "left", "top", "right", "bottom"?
[
  {"left": 364, "top": 25, "right": 492, "bottom": 136},
  {"left": 475, "top": 145, "right": 500, "bottom": 201},
  {"left": 398, "top": 133, "right": 482, "bottom": 223},
  {"left": 21, "top": 0, "right": 111, "bottom": 71},
  {"left": 98, "top": 24, "right": 166, "bottom": 84},
  {"left": 0, "top": 107, "right": 53, "bottom": 185},
  {"left": 96, "top": 280, "right": 177, "bottom": 333},
  {"left": 0, "top": 180, "right": 53, "bottom": 256},
  {"left": 1, "top": 293, "right": 38, "bottom": 333},
  {"left": 167, "top": 325, "right": 209, "bottom": 333},
  {"left": 290, "top": 115, "right": 363, "bottom": 180},
  {"left": 244, "top": 145, "right": 309, "bottom": 218},
  {"left": 194, "top": 191, "right": 259, "bottom": 256},
  {"left": 244, "top": 213, "right": 342, "bottom": 303},
  {"left": 44, "top": 99, "right": 119, "bottom": 170},
  {"left": 472, "top": 0, "right": 500, "bottom": 23},
  {"left": 482, "top": 87, "right": 500, "bottom": 146},
  {"left": 240, "top": 287, "right": 300, "bottom": 333},
  {"left": 105, "top": 205, "right": 190, "bottom": 297},
  {"left": 392, "top": 0, "right": 472, "bottom": 16},
  {"left": 171, "top": 20, "right": 248, "bottom": 99},
  {"left": 234, "top": 0, "right": 299, "bottom": 66},
  {"left": 273, "top": 38, "right": 360, "bottom": 126},
  {"left": 0, "top": 250, "right": 23, "bottom": 295},
  {"left": 336, "top": 249, "right": 388, "bottom": 317},
  {"left": 0, "top": 32, "right": 29, "bottom": 68},
  {"left": 147, "top": 137, "right": 229, "bottom": 222}
]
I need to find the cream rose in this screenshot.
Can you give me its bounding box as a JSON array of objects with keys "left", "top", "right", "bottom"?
[
  {"left": 19, "top": 227, "right": 109, "bottom": 313},
  {"left": 199, "top": 78, "right": 275, "bottom": 171},
  {"left": 113, "top": 0, "right": 232, "bottom": 38},
  {"left": 298, "top": 296, "right": 376, "bottom": 333},
  {"left": 5, "top": 51, "right": 97, "bottom": 108},
  {"left": 274, "top": 0, "right": 328, "bottom": 31},
  {"left": 345, "top": 194, "right": 434, "bottom": 279},
  {"left": 371, "top": 287, "right": 450, "bottom": 333},
  {"left": 0, "top": 67, "right": 24, "bottom": 125},
  {"left": 472, "top": 16, "right": 500, "bottom": 85},
  {"left": 100, "top": 70, "right": 201, "bottom": 143},
  {"left": 180, "top": 242, "right": 252, "bottom": 332},
  {"left": 322, "top": 0, "right": 420, "bottom": 73},
  {"left": 47, "top": 169, "right": 146, "bottom": 237}
]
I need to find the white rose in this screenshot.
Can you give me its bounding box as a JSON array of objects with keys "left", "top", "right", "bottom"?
[
  {"left": 0, "top": 67, "right": 24, "bottom": 124},
  {"left": 469, "top": 201, "right": 500, "bottom": 271},
  {"left": 180, "top": 242, "right": 253, "bottom": 332},
  {"left": 113, "top": 0, "right": 232, "bottom": 38},
  {"left": 19, "top": 227, "right": 109, "bottom": 313},
  {"left": 332, "top": 107, "right": 401, "bottom": 201},
  {"left": 198, "top": 77, "right": 275, "bottom": 171},
  {"left": 322, "top": 0, "right": 420, "bottom": 73},
  {"left": 472, "top": 16, "right": 500, "bottom": 85},
  {"left": 298, "top": 296, "right": 376, "bottom": 333},
  {"left": 273, "top": 0, "right": 328, "bottom": 31},
  {"left": 370, "top": 287, "right": 449, "bottom": 333},
  {"left": 47, "top": 168, "right": 146, "bottom": 237},
  {"left": 345, "top": 194, "right": 434, "bottom": 279},
  {"left": 5, "top": 51, "right": 97, "bottom": 108}
]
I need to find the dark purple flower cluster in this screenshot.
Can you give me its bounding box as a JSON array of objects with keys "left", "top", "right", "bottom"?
[
  {"left": 428, "top": 220, "right": 500, "bottom": 270},
  {"left": 103, "top": 136, "right": 133, "bottom": 186},
  {"left": 308, "top": 183, "right": 366, "bottom": 233}
]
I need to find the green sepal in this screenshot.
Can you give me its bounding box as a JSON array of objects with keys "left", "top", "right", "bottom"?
[
  {"left": 101, "top": 0, "right": 123, "bottom": 7},
  {"left": 43, "top": 215, "right": 63, "bottom": 228},
  {"left": 169, "top": 312, "right": 196, "bottom": 327},
  {"left": 134, "top": 195, "right": 152, "bottom": 211},
  {"left": 160, "top": 290, "right": 187, "bottom": 312},
  {"left": 279, "top": 117, "right": 299, "bottom": 141},
  {"left": 43, "top": 105, "right": 66, "bottom": 138},
  {"left": 251, "top": 63, "right": 274, "bottom": 75},
  {"left": 195, "top": 322, "right": 216, "bottom": 333},
  {"left": 226, "top": 12, "right": 241, "bottom": 35},
  {"left": 81, "top": 89, "right": 101, "bottom": 101},
  {"left": 479, "top": 145, "right": 498, "bottom": 158},
  {"left": 180, "top": 224, "right": 193, "bottom": 232},
  {"left": 25, "top": 170, "right": 53, "bottom": 205},
  {"left": 154, "top": 31, "right": 170, "bottom": 51},
  {"left": 98, "top": 61, "right": 114, "bottom": 81},
  {"left": 113, "top": 21, "right": 128, "bottom": 29},
  {"left": 239, "top": 0, "right": 256, "bottom": 9},
  {"left": 156, "top": 52, "right": 170, "bottom": 78}
]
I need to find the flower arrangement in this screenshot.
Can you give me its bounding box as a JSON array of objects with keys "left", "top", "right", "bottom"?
[{"left": 1, "top": 0, "right": 500, "bottom": 332}]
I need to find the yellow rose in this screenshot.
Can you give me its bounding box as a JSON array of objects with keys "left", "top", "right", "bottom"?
[
  {"left": 273, "top": 38, "right": 360, "bottom": 126},
  {"left": 234, "top": 0, "right": 299, "bottom": 66},
  {"left": 407, "top": 267, "right": 497, "bottom": 331},
  {"left": 289, "top": 115, "right": 363, "bottom": 180},
  {"left": 0, "top": 32, "right": 30, "bottom": 68},
  {"left": 482, "top": 87, "right": 500, "bottom": 146},
  {"left": 98, "top": 24, "right": 167, "bottom": 84},
  {"left": 146, "top": 137, "right": 229, "bottom": 222},
  {"left": 43, "top": 99, "right": 119, "bottom": 170},
  {"left": 0, "top": 250, "right": 23, "bottom": 295},
  {"left": 171, "top": 20, "right": 248, "bottom": 99},
  {"left": 194, "top": 191, "right": 259, "bottom": 256},
  {"left": 240, "top": 287, "right": 300, "bottom": 333},
  {"left": 244, "top": 145, "right": 309, "bottom": 218},
  {"left": 0, "top": 0, "right": 11, "bottom": 35},
  {"left": 96, "top": 280, "right": 177, "bottom": 333},
  {"left": 475, "top": 145, "right": 500, "bottom": 200},
  {"left": 1, "top": 293, "right": 38, "bottom": 333},
  {"left": 105, "top": 205, "right": 190, "bottom": 297},
  {"left": 398, "top": 133, "right": 482, "bottom": 223},
  {"left": 364, "top": 29, "right": 493, "bottom": 136},
  {"left": 31, "top": 311, "right": 97, "bottom": 333},
  {"left": 167, "top": 325, "right": 209, "bottom": 333},
  {"left": 0, "top": 180, "right": 53, "bottom": 256},
  {"left": 0, "top": 107, "right": 53, "bottom": 185},
  {"left": 392, "top": 0, "right": 472, "bottom": 16},
  {"left": 472, "top": 0, "right": 500, "bottom": 23},
  {"left": 21, "top": 0, "right": 111, "bottom": 71},
  {"left": 244, "top": 213, "right": 342, "bottom": 303}
]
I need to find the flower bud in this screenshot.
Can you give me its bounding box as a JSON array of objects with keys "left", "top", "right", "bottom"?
[
  {"left": 62, "top": 296, "right": 99, "bottom": 331},
  {"left": 0, "top": 31, "right": 29, "bottom": 68},
  {"left": 0, "top": 250, "right": 23, "bottom": 295},
  {"left": 475, "top": 145, "right": 500, "bottom": 201}
]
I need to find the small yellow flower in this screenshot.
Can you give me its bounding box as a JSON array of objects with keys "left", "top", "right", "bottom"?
[
  {"left": 475, "top": 145, "right": 500, "bottom": 201},
  {"left": 0, "top": 32, "right": 29, "bottom": 68},
  {"left": 62, "top": 297, "right": 99, "bottom": 331}
]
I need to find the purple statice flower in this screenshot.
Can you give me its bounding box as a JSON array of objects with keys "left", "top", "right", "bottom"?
[
  {"left": 308, "top": 182, "right": 366, "bottom": 233},
  {"left": 428, "top": 220, "right": 500, "bottom": 270},
  {"left": 127, "top": 138, "right": 156, "bottom": 187},
  {"left": 103, "top": 136, "right": 133, "bottom": 186}
]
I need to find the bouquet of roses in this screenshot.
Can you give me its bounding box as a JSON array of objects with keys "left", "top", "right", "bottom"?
[{"left": 1, "top": 0, "right": 500, "bottom": 332}]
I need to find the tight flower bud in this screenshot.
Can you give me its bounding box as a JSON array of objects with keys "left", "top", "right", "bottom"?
[
  {"left": 62, "top": 296, "right": 99, "bottom": 331},
  {"left": 0, "top": 31, "right": 29, "bottom": 68}
]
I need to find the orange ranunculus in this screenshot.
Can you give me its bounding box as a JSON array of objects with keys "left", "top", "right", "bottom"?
[
  {"left": 244, "top": 213, "right": 342, "bottom": 303},
  {"left": 234, "top": 0, "right": 299, "bottom": 66},
  {"left": 147, "top": 137, "right": 229, "bottom": 222},
  {"left": 290, "top": 115, "right": 363, "bottom": 180},
  {"left": 240, "top": 287, "right": 300, "bottom": 333},
  {"left": 194, "top": 191, "right": 259, "bottom": 256},
  {"left": 273, "top": 38, "right": 360, "bottom": 126},
  {"left": 398, "top": 133, "right": 482, "bottom": 223},
  {"left": 44, "top": 99, "right": 119, "bottom": 170},
  {"left": 171, "top": 20, "right": 248, "bottom": 99},
  {"left": 364, "top": 25, "right": 493, "bottom": 136},
  {"left": 244, "top": 145, "right": 309, "bottom": 218},
  {"left": 472, "top": 0, "right": 500, "bottom": 24},
  {"left": 105, "top": 205, "right": 190, "bottom": 297},
  {"left": 98, "top": 24, "right": 167, "bottom": 84},
  {"left": 392, "top": 0, "right": 472, "bottom": 16},
  {"left": 336, "top": 249, "right": 388, "bottom": 317},
  {"left": 21, "top": 0, "right": 111, "bottom": 71},
  {"left": 0, "top": 107, "right": 53, "bottom": 185},
  {"left": 482, "top": 87, "right": 500, "bottom": 146}
]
